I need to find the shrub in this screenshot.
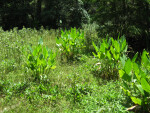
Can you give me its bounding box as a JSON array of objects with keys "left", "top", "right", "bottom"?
[
  {"left": 25, "top": 38, "right": 56, "bottom": 82},
  {"left": 92, "top": 36, "right": 128, "bottom": 79},
  {"left": 56, "top": 28, "right": 85, "bottom": 61},
  {"left": 119, "top": 50, "right": 150, "bottom": 112}
]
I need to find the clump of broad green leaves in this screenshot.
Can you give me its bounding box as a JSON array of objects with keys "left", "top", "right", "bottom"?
[
  {"left": 56, "top": 28, "right": 85, "bottom": 61},
  {"left": 92, "top": 36, "right": 128, "bottom": 79},
  {"left": 119, "top": 50, "right": 150, "bottom": 112},
  {"left": 25, "top": 38, "right": 56, "bottom": 82}
]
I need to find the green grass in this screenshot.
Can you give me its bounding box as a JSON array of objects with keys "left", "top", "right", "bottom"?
[{"left": 0, "top": 28, "right": 133, "bottom": 113}]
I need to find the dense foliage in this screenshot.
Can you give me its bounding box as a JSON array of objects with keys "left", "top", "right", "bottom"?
[
  {"left": 56, "top": 28, "right": 85, "bottom": 61},
  {"left": 0, "top": 0, "right": 89, "bottom": 30},
  {"left": 0, "top": 28, "right": 150, "bottom": 112},
  {"left": 119, "top": 50, "right": 150, "bottom": 112},
  {"left": 0, "top": 0, "right": 150, "bottom": 112},
  {"left": 25, "top": 38, "right": 56, "bottom": 82},
  {"left": 92, "top": 36, "right": 128, "bottom": 79},
  {"left": 88, "top": 0, "right": 150, "bottom": 51},
  {"left": 0, "top": 0, "right": 149, "bottom": 51}
]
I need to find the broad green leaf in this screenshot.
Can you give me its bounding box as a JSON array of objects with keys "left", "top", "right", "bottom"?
[
  {"left": 33, "top": 48, "right": 38, "bottom": 57},
  {"left": 51, "top": 66, "right": 56, "bottom": 69},
  {"left": 141, "top": 78, "right": 150, "bottom": 93},
  {"left": 56, "top": 38, "right": 60, "bottom": 44},
  {"left": 115, "top": 54, "right": 120, "bottom": 60},
  {"left": 119, "top": 70, "right": 125, "bottom": 78},
  {"left": 106, "top": 51, "right": 111, "bottom": 60},
  {"left": 122, "top": 73, "right": 132, "bottom": 82},
  {"left": 124, "top": 59, "right": 132, "bottom": 75},
  {"left": 120, "top": 54, "right": 127, "bottom": 67},
  {"left": 43, "top": 59, "right": 47, "bottom": 67},
  {"left": 135, "top": 73, "right": 141, "bottom": 82},
  {"left": 108, "top": 38, "right": 112, "bottom": 46},
  {"left": 114, "top": 41, "right": 120, "bottom": 53},
  {"left": 39, "top": 54, "right": 43, "bottom": 60},
  {"left": 92, "top": 52, "right": 97, "bottom": 58},
  {"left": 131, "top": 97, "right": 142, "bottom": 105},
  {"left": 48, "top": 59, "right": 52, "bottom": 66},
  {"left": 37, "top": 45, "right": 42, "bottom": 53},
  {"left": 100, "top": 43, "right": 105, "bottom": 53},
  {"left": 97, "top": 53, "right": 101, "bottom": 59},
  {"left": 37, "top": 58, "right": 42, "bottom": 66},
  {"left": 141, "top": 50, "right": 149, "bottom": 67},
  {"left": 111, "top": 38, "right": 115, "bottom": 46},
  {"left": 28, "top": 55, "right": 34, "bottom": 62},
  {"left": 105, "top": 42, "right": 109, "bottom": 49},
  {"left": 123, "top": 81, "right": 129, "bottom": 89},
  {"left": 92, "top": 42, "right": 99, "bottom": 52},
  {"left": 133, "top": 63, "right": 140, "bottom": 81},
  {"left": 132, "top": 52, "right": 138, "bottom": 62},
  {"left": 43, "top": 47, "right": 48, "bottom": 58},
  {"left": 140, "top": 70, "right": 146, "bottom": 79},
  {"left": 121, "top": 39, "right": 127, "bottom": 51},
  {"left": 110, "top": 46, "right": 115, "bottom": 54},
  {"left": 136, "top": 84, "right": 144, "bottom": 95},
  {"left": 133, "top": 62, "right": 139, "bottom": 74},
  {"left": 124, "top": 45, "right": 128, "bottom": 53}
]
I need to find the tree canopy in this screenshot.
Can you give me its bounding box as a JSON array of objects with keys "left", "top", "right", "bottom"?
[
  {"left": 0, "top": 0, "right": 89, "bottom": 30},
  {"left": 0, "top": 0, "right": 149, "bottom": 51}
]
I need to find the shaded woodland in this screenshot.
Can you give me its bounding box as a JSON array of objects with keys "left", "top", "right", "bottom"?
[{"left": 0, "top": 0, "right": 150, "bottom": 51}]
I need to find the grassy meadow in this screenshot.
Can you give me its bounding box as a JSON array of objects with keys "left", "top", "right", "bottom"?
[{"left": 0, "top": 27, "right": 149, "bottom": 113}]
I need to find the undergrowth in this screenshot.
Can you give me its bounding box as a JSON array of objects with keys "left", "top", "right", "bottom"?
[{"left": 0, "top": 27, "right": 149, "bottom": 113}]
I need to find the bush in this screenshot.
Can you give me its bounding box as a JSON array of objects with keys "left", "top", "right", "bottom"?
[
  {"left": 92, "top": 36, "right": 128, "bottom": 79},
  {"left": 24, "top": 38, "right": 56, "bottom": 82},
  {"left": 119, "top": 50, "right": 150, "bottom": 112},
  {"left": 56, "top": 28, "right": 86, "bottom": 61}
]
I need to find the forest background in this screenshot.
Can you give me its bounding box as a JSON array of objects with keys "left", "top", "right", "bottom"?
[{"left": 0, "top": 0, "right": 150, "bottom": 52}]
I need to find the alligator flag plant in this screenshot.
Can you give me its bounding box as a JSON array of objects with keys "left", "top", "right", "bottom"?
[
  {"left": 56, "top": 28, "right": 85, "bottom": 62},
  {"left": 92, "top": 36, "right": 128, "bottom": 79},
  {"left": 25, "top": 38, "right": 56, "bottom": 82},
  {"left": 119, "top": 50, "right": 150, "bottom": 112}
]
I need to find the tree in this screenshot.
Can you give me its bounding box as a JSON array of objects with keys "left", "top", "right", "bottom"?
[
  {"left": 0, "top": 0, "right": 89, "bottom": 29},
  {"left": 0, "top": 0, "right": 32, "bottom": 30},
  {"left": 41, "top": 0, "right": 89, "bottom": 29},
  {"left": 92, "top": 0, "right": 150, "bottom": 51}
]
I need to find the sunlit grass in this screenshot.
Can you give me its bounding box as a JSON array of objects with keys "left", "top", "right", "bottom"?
[{"left": 0, "top": 28, "right": 132, "bottom": 113}]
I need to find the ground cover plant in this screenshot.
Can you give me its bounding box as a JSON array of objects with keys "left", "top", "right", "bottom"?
[{"left": 0, "top": 27, "right": 149, "bottom": 113}]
